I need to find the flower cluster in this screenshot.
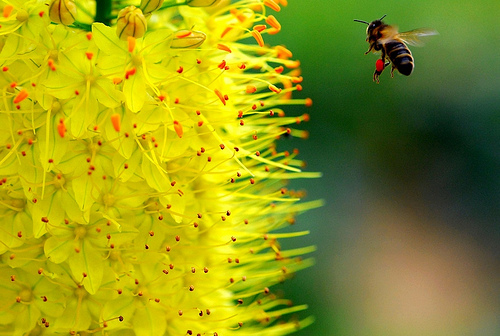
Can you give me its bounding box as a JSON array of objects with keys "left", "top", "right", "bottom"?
[{"left": 0, "top": 0, "right": 321, "bottom": 335}]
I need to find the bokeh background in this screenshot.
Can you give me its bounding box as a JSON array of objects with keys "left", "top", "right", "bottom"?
[{"left": 266, "top": 0, "right": 500, "bottom": 335}]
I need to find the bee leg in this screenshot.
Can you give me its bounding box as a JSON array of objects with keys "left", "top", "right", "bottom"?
[
  {"left": 390, "top": 65, "right": 396, "bottom": 78},
  {"left": 364, "top": 44, "right": 374, "bottom": 55},
  {"left": 373, "top": 58, "right": 386, "bottom": 83}
]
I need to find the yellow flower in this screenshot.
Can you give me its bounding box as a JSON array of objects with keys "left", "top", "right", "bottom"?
[{"left": 0, "top": 0, "right": 322, "bottom": 335}]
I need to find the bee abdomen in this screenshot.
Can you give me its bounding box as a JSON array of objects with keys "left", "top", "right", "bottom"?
[{"left": 386, "top": 41, "right": 414, "bottom": 76}]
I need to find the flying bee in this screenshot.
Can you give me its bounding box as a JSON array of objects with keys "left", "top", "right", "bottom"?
[{"left": 354, "top": 15, "right": 437, "bottom": 83}]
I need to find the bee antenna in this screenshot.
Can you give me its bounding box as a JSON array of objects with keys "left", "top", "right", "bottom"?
[
  {"left": 379, "top": 14, "right": 387, "bottom": 20},
  {"left": 353, "top": 19, "right": 369, "bottom": 25}
]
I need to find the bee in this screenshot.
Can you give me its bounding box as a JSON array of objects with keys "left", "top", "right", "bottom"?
[{"left": 354, "top": 15, "right": 437, "bottom": 83}]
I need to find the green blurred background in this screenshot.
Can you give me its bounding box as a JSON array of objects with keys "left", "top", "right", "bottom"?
[{"left": 267, "top": 0, "right": 500, "bottom": 335}]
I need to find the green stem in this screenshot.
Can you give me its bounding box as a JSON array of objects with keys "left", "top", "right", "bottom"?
[{"left": 95, "top": 0, "right": 112, "bottom": 25}]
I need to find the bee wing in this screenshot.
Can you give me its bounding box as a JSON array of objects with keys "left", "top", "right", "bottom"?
[{"left": 397, "top": 28, "right": 438, "bottom": 47}]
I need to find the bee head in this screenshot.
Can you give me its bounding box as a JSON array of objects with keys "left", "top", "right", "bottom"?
[{"left": 354, "top": 14, "right": 387, "bottom": 36}]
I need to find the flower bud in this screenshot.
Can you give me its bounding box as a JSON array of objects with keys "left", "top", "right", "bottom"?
[
  {"left": 116, "top": 6, "right": 147, "bottom": 41},
  {"left": 187, "top": 0, "right": 222, "bottom": 6},
  {"left": 171, "top": 30, "right": 206, "bottom": 49},
  {"left": 140, "top": 0, "right": 165, "bottom": 14},
  {"left": 49, "top": 0, "right": 77, "bottom": 25}
]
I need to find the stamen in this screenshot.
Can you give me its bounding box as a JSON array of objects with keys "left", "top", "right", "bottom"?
[
  {"left": 217, "top": 44, "right": 232, "bottom": 53},
  {"left": 251, "top": 29, "right": 265, "bottom": 47},
  {"left": 13, "top": 89, "right": 28, "bottom": 104},
  {"left": 264, "top": 0, "right": 281, "bottom": 12}
]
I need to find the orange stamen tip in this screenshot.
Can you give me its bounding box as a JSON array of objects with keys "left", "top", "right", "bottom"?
[
  {"left": 253, "top": 24, "right": 267, "bottom": 32},
  {"left": 221, "top": 27, "right": 233, "bottom": 38},
  {"left": 292, "top": 76, "right": 303, "bottom": 83},
  {"left": 264, "top": 0, "right": 281, "bottom": 12},
  {"left": 57, "top": 120, "right": 66, "bottom": 138},
  {"left": 269, "top": 84, "right": 282, "bottom": 94},
  {"left": 113, "top": 77, "right": 123, "bottom": 85},
  {"left": 218, "top": 60, "right": 226, "bottom": 69},
  {"left": 214, "top": 89, "right": 226, "bottom": 106},
  {"left": 177, "top": 66, "right": 183, "bottom": 73},
  {"left": 251, "top": 29, "right": 265, "bottom": 47},
  {"left": 173, "top": 120, "right": 183, "bottom": 138},
  {"left": 265, "top": 15, "right": 281, "bottom": 30},
  {"left": 275, "top": 45, "right": 293, "bottom": 59},
  {"left": 296, "top": 84, "right": 303, "bottom": 91},
  {"left": 125, "top": 68, "right": 136, "bottom": 79},
  {"left": 274, "top": 66, "right": 284, "bottom": 74},
  {"left": 268, "top": 28, "right": 280, "bottom": 35},
  {"left": 110, "top": 113, "right": 121, "bottom": 132},
  {"left": 85, "top": 52, "right": 94, "bottom": 60},
  {"left": 3, "top": 5, "right": 13, "bottom": 18},
  {"left": 305, "top": 98, "right": 313, "bottom": 107},
  {"left": 246, "top": 85, "right": 257, "bottom": 94},
  {"left": 86, "top": 32, "right": 93, "bottom": 40},
  {"left": 10, "top": 82, "right": 16, "bottom": 88},
  {"left": 127, "top": 36, "right": 136, "bottom": 53},
  {"left": 13, "top": 89, "right": 28, "bottom": 104},
  {"left": 217, "top": 44, "right": 232, "bottom": 53},
  {"left": 285, "top": 60, "right": 300, "bottom": 69}
]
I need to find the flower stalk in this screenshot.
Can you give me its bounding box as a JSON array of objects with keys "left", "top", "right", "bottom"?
[{"left": 0, "top": 0, "right": 322, "bottom": 335}]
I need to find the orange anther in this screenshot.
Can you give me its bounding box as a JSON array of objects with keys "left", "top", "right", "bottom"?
[
  {"left": 251, "top": 29, "right": 264, "bottom": 47},
  {"left": 110, "top": 113, "right": 121, "bottom": 132},
  {"left": 85, "top": 52, "right": 93, "bottom": 60},
  {"left": 57, "top": 120, "right": 66, "bottom": 138},
  {"left": 269, "top": 84, "right": 281, "bottom": 94},
  {"left": 264, "top": 0, "right": 281, "bottom": 12},
  {"left": 10, "top": 82, "right": 16, "bottom": 88},
  {"left": 265, "top": 15, "right": 281, "bottom": 30},
  {"left": 86, "top": 32, "right": 93, "bottom": 40},
  {"left": 214, "top": 89, "right": 226, "bottom": 106},
  {"left": 305, "top": 98, "right": 313, "bottom": 107},
  {"left": 230, "top": 8, "right": 246, "bottom": 22},
  {"left": 275, "top": 45, "right": 293, "bottom": 59},
  {"left": 218, "top": 60, "right": 226, "bottom": 69},
  {"left": 127, "top": 36, "right": 136, "bottom": 53},
  {"left": 274, "top": 66, "right": 284, "bottom": 74},
  {"left": 221, "top": 27, "right": 233, "bottom": 38},
  {"left": 246, "top": 85, "right": 257, "bottom": 94},
  {"left": 285, "top": 60, "right": 300, "bottom": 69},
  {"left": 173, "top": 120, "right": 183, "bottom": 138},
  {"left": 113, "top": 77, "right": 122, "bottom": 85},
  {"left": 3, "top": 5, "right": 13, "bottom": 18},
  {"left": 125, "top": 68, "right": 136, "bottom": 79},
  {"left": 13, "top": 89, "right": 28, "bottom": 104},
  {"left": 217, "top": 44, "right": 232, "bottom": 53},
  {"left": 253, "top": 24, "right": 267, "bottom": 32}
]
